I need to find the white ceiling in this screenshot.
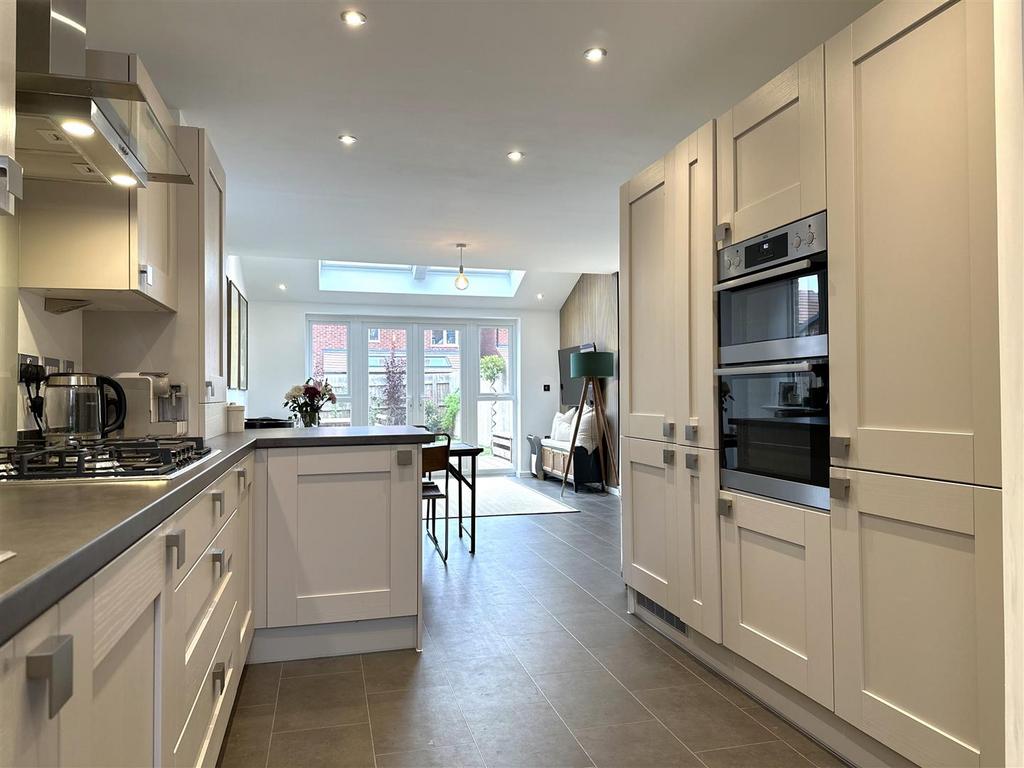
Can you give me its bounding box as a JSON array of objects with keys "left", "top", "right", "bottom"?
[{"left": 86, "top": 0, "right": 874, "bottom": 302}]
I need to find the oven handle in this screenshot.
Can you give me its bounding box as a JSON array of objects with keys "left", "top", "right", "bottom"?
[
  {"left": 714, "top": 361, "right": 817, "bottom": 376},
  {"left": 714, "top": 258, "right": 814, "bottom": 292}
]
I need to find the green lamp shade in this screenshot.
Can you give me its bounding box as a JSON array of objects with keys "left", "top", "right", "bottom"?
[{"left": 570, "top": 351, "right": 614, "bottom": 379}]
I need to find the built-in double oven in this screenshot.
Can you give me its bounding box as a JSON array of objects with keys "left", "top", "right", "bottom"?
[{"left": 715, "top": 212, "right": 830, "bottom": 509}]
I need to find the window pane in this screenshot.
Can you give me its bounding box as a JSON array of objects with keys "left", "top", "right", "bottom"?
[
  {"left": 478, "top": 326, "right": 511, "bottom": 394},
  {"left": 477, "top": 399, "right": 513, "bottom": 470},
  {"left": 422, "top": 328, "right": 461, "bottom": 438},
  {"left": 368, "top": 327, "right": 408, "bottom": 425}
]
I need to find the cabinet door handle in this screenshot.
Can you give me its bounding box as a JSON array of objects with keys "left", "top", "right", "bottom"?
[
  {"left": 236, "top": 467, "right": 248, "bottom": 492},
  {"left": 718, "top": 498, "right": 733, "bottom": 516},
  {"left": 139, "top": 264, "right": 154, "bottom": 287},
  {"left": 715, "top": 222, "right": 731, "bottom": 242},
  {"left": 829, "top": 477, "right": 851, "bottom": 501},
  {"left": 830, "top": 436, "right": 851, "bottom": 458},
  {"left": 165, "top": 529, "right": 186, "bottom": 570},
  {"left": 662, "top": 449, "right": 675, "bottom": 466},
  {"left": 0, "top": 155, "right": 24, "bottom": 216},
  {"left": 205, "top": 380, "right": 215, "bottom": 396},
  {"left": 396, "top": 450, "right": 413, "bottom": 466},
  {"left": 662, "top": 421, "right": 675, "bottom": 439},
  {"left": 211, "top": 547, "right": 227, "bottom": 577},
  {"left": 26, "top": 635, "right": 74, "bottom": 719},
  {"left": 684, "top": 424, "right": 698, "bottom": 441},
  {"left": 684, "top": 453, "right": 698, "bottom": 471},
  {"left": 211, "top": 489, "right": 225, "bottom": 517},
  {"left": 212, "top": 661, "right": 226, "bottom": 696}
]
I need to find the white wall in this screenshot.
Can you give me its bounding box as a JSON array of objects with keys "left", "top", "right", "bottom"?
[
  {"left": 226, "top": 252, "right": 248, "bottom": 407},
  {"left": 248, "top": 300, "right": 561, "bottom": 472},
  {"left": 17, "top": 291, "right": 84, "bottom": 430}
]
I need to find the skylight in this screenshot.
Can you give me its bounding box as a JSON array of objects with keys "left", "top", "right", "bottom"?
[{"left": 319, "top": 261, "right": 526, "bottom": 298}]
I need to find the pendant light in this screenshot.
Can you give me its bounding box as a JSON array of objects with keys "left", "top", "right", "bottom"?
[{"left": 454, "top": 243, "right": 470, "bottom": 291}]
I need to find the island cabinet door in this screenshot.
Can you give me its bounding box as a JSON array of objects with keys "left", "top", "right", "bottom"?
[
  {"left": 825, "top": 0, "right": 1000, "bottom": 487},
  {"left": 719, "top": 490, "right": 833, "bottom": 710},
  {"left": 619, "top": 156, "right": 677, "bottom": 443},
  {"left": 716, "top": 45, "right": 825, "bottom": 246},
  {"left": 621, "top": 437, "right": 679, "bottom": 611},
  {"left": 830, "top": 468, "right": 1003, "bottom": 768},
  {"left": 267, "top": 445, "right": 421, "bottom": 627}
]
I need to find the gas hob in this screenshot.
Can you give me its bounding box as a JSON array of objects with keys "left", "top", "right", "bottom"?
[{"left": 0, "top": 436, "right": 218, "bottom": 482}]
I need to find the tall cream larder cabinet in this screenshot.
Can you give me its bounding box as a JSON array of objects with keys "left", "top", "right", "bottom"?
[
  {"left": 620, "top": 120, "right": 721, "bottom": 643},
  {"left": 826, "top": 2, "right": 1003, "bottom": 766}
]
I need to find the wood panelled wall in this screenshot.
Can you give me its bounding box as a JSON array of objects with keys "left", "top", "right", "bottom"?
[{"left": 559, "top": 273, "right": 619, "bottom": 487}]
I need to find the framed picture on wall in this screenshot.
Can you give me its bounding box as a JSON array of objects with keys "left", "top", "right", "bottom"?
[{"left": 227, "top": 280, "right": 248, "bottom": 390}]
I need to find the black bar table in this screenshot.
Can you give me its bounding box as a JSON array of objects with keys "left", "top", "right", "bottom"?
[{"left": 448, "top": 442, "right": 483, "bottom": 553}]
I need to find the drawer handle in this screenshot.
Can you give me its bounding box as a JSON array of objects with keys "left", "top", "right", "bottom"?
[
  {"left": 26, "top": 635, "right": 73, "bottom": 719},
  {"left": 662, "top": 449, "right": 675, "bottom": 466},
  {"left": 165, "top": 529, "right": 186, "bottom": 570},
  {"left": 718, "top": 498, "right": 733, "bottom": 516},
  {"left": 212, "top": 661, "right": 226, "bottom": 697},
  {"left": 662, "top": 421, "right": 675, "bottom": 439},
  {"left": 715, "top": 222, "right": 731, "bottom": 242},
  {"left": 830, "top": 436, "right": 851, "bottom": 458},
  {"left": 236, "top": 467, "right": 248, "bottom": 492},
  {"left": 211, "top": 489, "right": 225, "bottom": 517},
  {"left": 396, "top": 449, "right": 413, "bottom": 466},
  {"left": 684, "top": 424, "right": 698, "bottom": 441},
  {"left": 684, "top": 453, "right": 698, "bottom": 471},
  {"left": 211, "top": 547, "right": 227, "bottom": 577},
  {"left": 830, "top": 477, "right": 851, "bottom": 501}
]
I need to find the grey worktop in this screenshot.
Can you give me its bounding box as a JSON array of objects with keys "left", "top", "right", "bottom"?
[{"left": 0, "top": 425, "right": 433, "bottom": 646}]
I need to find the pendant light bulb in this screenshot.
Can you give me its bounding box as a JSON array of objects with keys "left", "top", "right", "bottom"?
[{"left": 454, "top": 243, "right": 470, "bottom": 290}]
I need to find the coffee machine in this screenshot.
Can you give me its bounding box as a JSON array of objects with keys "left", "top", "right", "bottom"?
[{"left": 114, "top": 372, "right": 189, "bottom": 438}]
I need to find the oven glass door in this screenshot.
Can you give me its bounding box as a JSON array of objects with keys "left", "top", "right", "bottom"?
[
  {"left": 719, "top": 361, "right": 829, "bottom": 508},
  {"left": 717, "top": 260, "right": 827, "bottom": 365}
]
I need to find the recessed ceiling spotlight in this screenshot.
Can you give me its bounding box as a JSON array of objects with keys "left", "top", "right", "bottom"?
[
  {"left": 110, "top": 174, "right": 138, "bottom": 187},
  {"left": 341, "top": 10, "right": 366, "bottom": 27},
  {"left": 507, "top": 150, "right": 525, "bottom": 162},
  {"left": 536, "top": 293, "right": 544, "bottom": 300},
  {"left": 584, "top": 47, "right": 607, "bottom": 63},
  {"left": 278, "top": 283, "right": 287, "bottom": 291},
  {"left": 60, "top": 119, "right": 95, "bottom": 138},
  {"left": 338, "top": 134, "right": 358, "bottom": 145}
]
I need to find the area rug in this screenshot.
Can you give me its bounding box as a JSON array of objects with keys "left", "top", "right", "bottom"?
[{"left": 423, "top": 476, "right": 578, "bottom": 518}]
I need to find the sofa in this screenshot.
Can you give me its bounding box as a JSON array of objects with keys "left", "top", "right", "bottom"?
[{"left": 528, "top": 406, "right": 604, "bottom": 492}]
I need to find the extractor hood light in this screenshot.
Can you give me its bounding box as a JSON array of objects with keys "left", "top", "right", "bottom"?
[
  {"left": 342, "top": 10, "right": 366, "bottom": 27},
  {"left": 338, "top": 134, "right": 357, "bottom": 145},
  {"left": 584, "top": 47, "right": 607, "bottom": 63},
  {"left": 60, "top": 119, "right": 94, "bottom": 138},
  {"left": 278, "top": 283, "right": 287, "bottom": 291},
  {"left": 507, "top": 150, "right": 525, "bottom": 162},
  {"left": 110, "top": 174, "right": 138, "bottom": 187}
]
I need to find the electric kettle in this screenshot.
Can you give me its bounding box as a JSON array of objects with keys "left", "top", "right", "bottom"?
[{"left": 38, "top": 373, "right": 128, "bottom": 444}]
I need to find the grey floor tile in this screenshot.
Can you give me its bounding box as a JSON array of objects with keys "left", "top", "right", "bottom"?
[
  {"left": 534, "top": 667, "right": 653, "bottom": 731},
  {"left": 529, "top": 585, "right": 606, "bottom": 615},
  {"left": 273, "top": 671, "right": 368, "bottom": 732},
  {"left": 463, "top": 701, "right": 593, "bottom": 768},
  {"left": 236, "top": 662, "right": 282, "bottom": 707},
  {"left": 697, "top": 740, "right": 814, "bottom": 768},
  {"left": 218, "top": 704, "right": 274, "bottom": 768},
  {"left": 444, "top": 653, "right": 546, "bottom": 707},
  {"left": 367, "top": 685, "right": 472, "bottom": 754},
  {"left": 267, "top": 723, "right": 374, "bottom": 768},
  {"left": 376, "top": 742, "right": 485, "bottom": 768},
  {"left": 361, "top": 649, "right": 449, "bottom": 694},
  {"left": 588, "top": 636, "right": 700, "bottom": 691},
  {"left": 574, "top": 720, "right": 703, "bottom": 768},
  {"left": 742, "top": 707, "right": 850, "bottom": 767},
  {"left": 281, "top": 654, "right": 362, "bottom": 678},
  {"left": 485, "top": 601, "right": 565, "bottom": 636},
  {"left": 556, "top": 608, "right": 646, "bottom": 649},
  {"left": 509, "top": 630, "right": 602, "bottom": 676},
  {"left": 635, "top": 685, "right": 776, "bottom": 753}
]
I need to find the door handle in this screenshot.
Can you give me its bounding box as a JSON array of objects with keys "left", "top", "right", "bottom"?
[
  {"left": 830, "top": 477, "right": 851, "bottom": 501},
  {"left": 212, "top": 661, "right": 226, "bottom": 696},
  {"left": 236, "top": 466, "right": 248, "bottom": 492},
  {"left": 684, "top": 424, "right": 698, "bottom": 441},
  {"left": 26, "top": 635, "right": 73, "bottom": 719},
  {"left": 211, "top": 547, "right": 227, "bottom": 577},
  {"left": 714, "top": 361, "right": 818, "bottom": 376},
  {"left": 714, "top": 222, "right": 731, "bottom": 242},
  {"left": 211, "top": 489, "right": 225, "bottom": 517},
  {"left": 662, "top": 449, "right": 675, "bottom": 466},
  {"left": 662, "top": 421, "right": 675, "bottom": 439},
  {"left": 830, "top": 436, "right": 851, "bottom": 458},
  {"left": 684, "top": 453, "right": 698, "bottom": 471},
  {"left": 718, "top": 498, "right": 733, "bottom": 516},
  {"left": 165, "top": 529, "right": 186, "bottom": 570},
  {"left": 714, "top": 258, "right": 814, "bottom": 292},
  {"left": 0, "top": 155, "right": 24, "bottom": 216},
  {"left": 397, "top": 449, "right": 413, "bottom": 466}
]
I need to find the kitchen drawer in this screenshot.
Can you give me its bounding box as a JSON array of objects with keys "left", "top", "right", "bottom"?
[
  {"left": 173, "top": 600, "right": 240, "bottom": 768},
  {"left": 171, "top": 466, "right": 240, "bottom": 586},
  {"left": 178, "top": 510, "right": 238, "bottom": 654}
]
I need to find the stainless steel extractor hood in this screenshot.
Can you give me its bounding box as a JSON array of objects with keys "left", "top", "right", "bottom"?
[{"left": 15, "top": 0, "right": 192, "bottom": 187}]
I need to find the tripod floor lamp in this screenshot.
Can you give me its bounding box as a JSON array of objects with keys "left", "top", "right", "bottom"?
[{"left": 562, "top": 350, "right": 618, "bottom": 495}]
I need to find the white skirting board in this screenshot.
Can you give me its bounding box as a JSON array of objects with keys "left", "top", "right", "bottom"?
[
  {"left": 247, "top": 615, "right": 417, "bottom": 663},
  {"left": 630, "top": 596, "right": 916, "bottom": 768}
]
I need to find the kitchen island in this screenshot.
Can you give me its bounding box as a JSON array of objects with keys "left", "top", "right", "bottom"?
[{"left": 0, "top": 426, "right": 431, "bottom": 768}]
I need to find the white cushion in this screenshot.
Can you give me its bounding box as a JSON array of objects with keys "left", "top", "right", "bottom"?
[
  {"left": 576, "top": 406, "right": 598, "bottom": 452},
  {"left": 541, "top": 438, "right": 573, "bottom": 451},
  {"left": 553, "top": 408, "right": 576, "bottom": 441}
]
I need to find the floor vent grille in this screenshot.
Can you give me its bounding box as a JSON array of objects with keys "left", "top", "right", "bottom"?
[{"left": 635, "top": 591, "right": 688, "bottom": 634}]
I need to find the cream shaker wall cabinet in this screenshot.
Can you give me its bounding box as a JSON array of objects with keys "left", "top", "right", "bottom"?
[
  {"left": 0, "top": 0, "right": 21, "bottom": 443},
  {"left": 18, "top": 179, "right": 177, "bottom": 312},
  {"left": 716, "top": 46, "right": 825, "bottom": 246},
  {"left": 826, "top": 0, "right": 1000, "bottom": 487},
  {"left": 829, "top": 468, "right": 1003, "bottom": 768}
]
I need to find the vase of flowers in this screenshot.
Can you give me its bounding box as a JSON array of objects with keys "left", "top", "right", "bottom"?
[{"left": 284, "top": 378, "right": 336, "bottom": 428}]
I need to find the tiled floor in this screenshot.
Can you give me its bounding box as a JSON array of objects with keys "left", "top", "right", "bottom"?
[{"left": 218, "top": 478, "right": 847, "bottom": 768}]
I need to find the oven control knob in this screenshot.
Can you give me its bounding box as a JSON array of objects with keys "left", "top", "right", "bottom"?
[
  {"left": 792, "top": 234, "right": 803, "bottom": 249},
  {"left": 805, "top": 230, "right": 816, "bottom": 245}
]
